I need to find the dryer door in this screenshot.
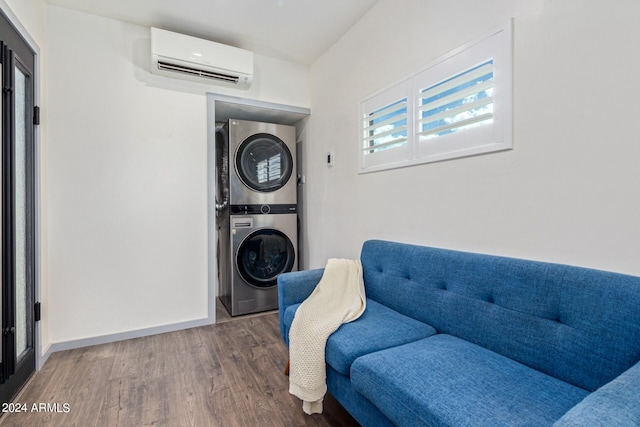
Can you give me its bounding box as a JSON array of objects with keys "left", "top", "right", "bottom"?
[
  {"left": 235, "top": 133, "right": 294, "bottom": 193},
  {"left": 236, "top": 229, "right": 295, "bottom": 288}
]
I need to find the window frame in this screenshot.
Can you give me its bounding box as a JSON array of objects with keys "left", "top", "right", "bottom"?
[{"left": 359, "top": 20, "right": 513, "bottom": 174}]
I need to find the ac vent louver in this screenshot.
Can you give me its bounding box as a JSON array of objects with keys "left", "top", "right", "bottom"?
[{"left": 157, "top": 61, "right": 240, "bottom": 84}]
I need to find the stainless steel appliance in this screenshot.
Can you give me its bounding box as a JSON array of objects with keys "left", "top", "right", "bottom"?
[
  {"left": 227, "top": 119, "right": 297, "bottom": 207},
  {"left": 218, "top": 213, "right": 298, "bottom": 316}
]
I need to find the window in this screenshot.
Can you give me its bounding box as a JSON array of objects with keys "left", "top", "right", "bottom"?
[
  {"left": 359, "top": 20, "right": 512, "bottom": 173},
  {"left": 418, "top": 60, "right": 494, "bottom": 140},
  {"left": 365, "top": 98, "right": 408, "bottom": 153}
]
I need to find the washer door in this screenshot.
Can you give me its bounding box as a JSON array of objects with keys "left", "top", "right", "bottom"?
[
  {"left": 236, "top": 229, "right": 295, "bottom": 288},
  {"left": 235, "top": 133, "right": 294, "bottom": 193}
]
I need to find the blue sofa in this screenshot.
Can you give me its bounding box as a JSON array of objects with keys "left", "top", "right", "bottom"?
[{"left": 278, "top": 240, "right": 640, "bottom": 427}]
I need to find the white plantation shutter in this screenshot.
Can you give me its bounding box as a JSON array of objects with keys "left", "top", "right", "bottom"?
[
  {"left": 417, "top": 60, "right": 495, "bottom": 139},
  {"left": 359, "top": 20, "right": 512, "bottom": 173},
  {"left": 413, "top": 23, "right": 512, "bottom": 163},
  {"left": 363, "top": 98, "right": 408, "bottom": 153},
  {"left": 360, "top": 80, "right": 413, "bottom": 170}
]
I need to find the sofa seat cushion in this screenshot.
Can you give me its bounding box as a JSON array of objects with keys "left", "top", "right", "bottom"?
[
  {"left": 283, "top": 298, "right": 437, "bottom": 376},
  {"left": 351, "top": 334, "right": 589, "bottom": 427}
]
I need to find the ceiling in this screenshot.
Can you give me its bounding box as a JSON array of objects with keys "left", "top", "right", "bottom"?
[{"left": 45, "top": 0, "right": 380, "bottom": 65}]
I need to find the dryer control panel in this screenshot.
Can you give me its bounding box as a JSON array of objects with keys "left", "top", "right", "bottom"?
[{"left": 230, "top": 204, "right": 297, "bottom": 215}]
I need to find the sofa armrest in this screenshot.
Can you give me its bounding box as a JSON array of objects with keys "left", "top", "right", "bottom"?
[
  {"left": 553, "top": 360, "right": 640, "bottom": 426},
  {"left": 277, "top": 268, "right": 324, "bottom": 342}
]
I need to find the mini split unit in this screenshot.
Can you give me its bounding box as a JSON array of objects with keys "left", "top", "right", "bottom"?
[{"left": 150, "top": 27, "right": 254, "bottom": 90}]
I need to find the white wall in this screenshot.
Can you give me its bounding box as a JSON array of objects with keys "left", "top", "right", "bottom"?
[
  {"left": 46, "top": 5, "right": 310, "bottom": 344},
  {"left": 4, "top": 0, "right": 46, "bottom": 42},
  {"left": 304, "top": 0, "right": 640, "bottom": 276}
]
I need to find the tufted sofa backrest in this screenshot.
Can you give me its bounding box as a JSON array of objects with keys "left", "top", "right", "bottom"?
[{"left": 360, "top": 240, "right": 640, "bottom": 392}]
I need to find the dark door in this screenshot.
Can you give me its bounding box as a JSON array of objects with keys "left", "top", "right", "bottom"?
[{"left": 0, "top": 9, "right": 38, "bottom": 404}]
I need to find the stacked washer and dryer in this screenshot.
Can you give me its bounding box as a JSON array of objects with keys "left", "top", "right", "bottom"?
[{"left": 215, "top": 119, "right": 298, "bottom": 316}]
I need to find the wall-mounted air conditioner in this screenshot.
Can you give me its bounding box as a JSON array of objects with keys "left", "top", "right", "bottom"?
[{"left": 150, "top": 27, "right": 253, "bottom": 90}]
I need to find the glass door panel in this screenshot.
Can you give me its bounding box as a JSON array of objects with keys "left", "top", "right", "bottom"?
[
  {"left": 14, "top": 65, "right": 27, "bottom": 361},
  {"left": 0, "top": 60, "right": 2, "bottom": 360}
]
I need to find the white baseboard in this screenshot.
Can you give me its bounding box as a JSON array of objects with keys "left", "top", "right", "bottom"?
[
  {"left": 38, "top": 343, "right": 53, "bottom": 370},
  {"left": 47, "top": 317, "right": 216, "bottom": 355}
]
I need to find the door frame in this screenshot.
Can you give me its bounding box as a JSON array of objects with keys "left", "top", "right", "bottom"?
[{"left": 0, "top": 1, "right": 42, "bottom": 377}]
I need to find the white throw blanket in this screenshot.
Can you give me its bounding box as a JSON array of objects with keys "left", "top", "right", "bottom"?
[{"left": 288, "top": 258, "right": 367, "bottom": 415}]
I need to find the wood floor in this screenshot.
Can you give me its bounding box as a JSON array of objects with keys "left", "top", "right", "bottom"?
[{"left": 0, "top": 311, "right": 360, "bottom": 427}]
